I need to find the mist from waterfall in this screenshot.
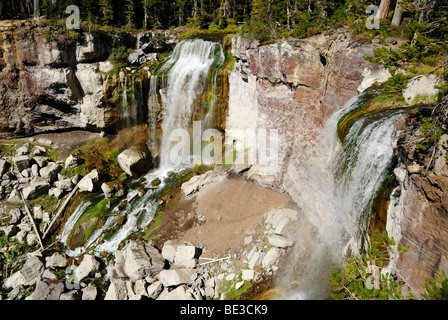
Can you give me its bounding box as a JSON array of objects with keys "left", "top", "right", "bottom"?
[{"left": 280, "top": 92, "right": 401, "bottom": 299}]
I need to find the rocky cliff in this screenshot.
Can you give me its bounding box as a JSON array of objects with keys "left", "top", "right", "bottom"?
[
  {"left": 227, "top": 32, "right": 388, "bottom": 195},
  {"left": 0, "top": 21, "right": 140, "bottom": 138},
  {"left": 388, "top": 107, "right": 448, "bottom": 295}
]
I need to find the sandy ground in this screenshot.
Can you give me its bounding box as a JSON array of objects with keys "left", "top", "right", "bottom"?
[{"left": 153, "top": 172, "right": 295, "bottom": 259}]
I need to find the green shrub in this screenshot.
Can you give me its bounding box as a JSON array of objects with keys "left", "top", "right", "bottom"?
[{"left": 108, "top": 46, "right": 133, "bottom": 66}]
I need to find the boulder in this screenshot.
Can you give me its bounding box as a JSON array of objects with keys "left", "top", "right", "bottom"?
[
  {"left": 161, "top": 240, "right": 177, "bottom": 263},
  {"left": 33, "top": 157, "right": 48, "bottom": 168},
  {"left": 181, "top": 170, "right": 217, "bottom": 196},
  {"left": 16, "top": 146, "right": 29, "bottom": 156},
  {"left": 7, "top": 285, "right": 27, "bottom": 300},
  {"left": 157, "top": 285, "right": 194, "bottom": 300},
  {"left": 122, "top": 240, "right": 165, "bottom": 281},
  {"left": 39, "top": 162, "right": 62, "bottom": 182},
  {"left": 104, "top": 280, "right": 129, "bottom": 300},
  {"left": 241, "top": 269, "right": 255, "bottom": 281},
  {"left": 54, "top": 178, "right": 74, "bottom": 192},
  {"left": 8, "top": 208, "right": 22, "bottom": 225},
  {"left": 0, "top": 160, "right": 11, "bottom": 175},
  {"left": 28, "top": 279, "right": 64, "bottom": 300},
  {"left": 45, "top": 252, "right": 68, "bottom": 269},
  {"left": 174, "top": 244, "right": 202, "bottom": 269},
  {"left": 64, "top": 155, "right": 79, "bottom": 170},
  {"left": 82, "top": 283, "right": 98, "bottom": 300},
  {"left": 75, "top": 255, "right": 100, "bottom": 281},
  {"left": 60, "top": 290, "right": 82, "bottom": 300},
  {"left": 99, "top": 61, "right": 114, "bottom": 73},
  {"left": 262, "top": 247, "right": 281, "bottom": 268},
  {"left": 157, "top": 269, "right": 197, "bottom": 287},
  {"left": 117, "top": 143, "right": 153, "bottom": 177},
  {"left": 403, "top": 74, "right": 442, "bottom": 105},
  {"left": 268, "top": 234, "right": 294, "bottom": 248},
  {"left": 8, "top": 189, "right": 23, "bottom": 204},
  {"left": 33, "top": 145, "right": 46, "bottom": 156},
  {"left": 146, "top": 280, "right": 163, "bottom": 299},
  {"left": 78, "top": 169, "right": 100, "bottom": 192},
  {"left": 12, "top": 156, "right": 30, "bottom": 172},
  {"left": 128, "top": 49, "right": 146, "bottom": 65},
  {"left": 101, "top": 180, "right": 125, "bottom": 199},
  {"left": 22, "top": 178, "right": 51, "bottom": 200},
  {"left": 11, "top": 256, "right": 45, "bottom": 288}
]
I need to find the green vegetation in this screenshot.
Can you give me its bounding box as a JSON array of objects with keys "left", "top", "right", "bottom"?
[
  {"left": 329, "top": 229, "right": 413, "bottom": 300},
  {"left": 423, "top": 271, "right": 448, "bottom": 300},
  {"left": 29, "top": 194, "right": 59, "bottom": 214}
]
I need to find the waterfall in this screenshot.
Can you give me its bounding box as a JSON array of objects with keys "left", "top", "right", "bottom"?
[
  {"left": 60, "top": 39, "right": 225, "bottom": 256},
  {"left": 149, "top": 39, "right": 225, "bottom": 171},
  {"left": 280, "top": 92, "right": 401, "bottom": 299}
]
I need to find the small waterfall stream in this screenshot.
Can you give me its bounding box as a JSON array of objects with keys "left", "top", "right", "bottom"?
[{"left": 60, "top": 39, "right": 225, "bottom": 257}]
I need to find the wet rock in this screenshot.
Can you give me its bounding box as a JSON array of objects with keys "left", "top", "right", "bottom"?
[
  {"left": 101, "top": 180, "right": 125, "bottom": 199},
  {"left": 117, "top": 143, "right": 153, "bottom": 177}
]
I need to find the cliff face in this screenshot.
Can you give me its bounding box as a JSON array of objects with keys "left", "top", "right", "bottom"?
[
  {"left": 227, "top": 33, "right": 387, "bottom": 191},
  {"left": 0, "top": 22, "right": 136, "bottom": 138},
  {"left": 227, "top": 33, "right": 448, "bottom": 296},
  {"left": 388, "top": 115, "right": 448, "bottom": 295}
]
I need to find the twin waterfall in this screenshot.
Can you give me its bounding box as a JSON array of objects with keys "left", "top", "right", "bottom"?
[
  {"left": 61, "top": 39, "right": 225, "bottom": 255},
  {"left": 60, "top": 39, "right": 401, "bottom": 299}
]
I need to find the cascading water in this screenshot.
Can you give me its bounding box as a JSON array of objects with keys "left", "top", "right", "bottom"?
[
  {"left": 149, "top": 39, "right": 225, "bottom": 171},
  {"left": 279, "top": 92, "right": 402, "bottom": 299},
  {"left": 60, "top": 39, "right": 225, "bottom": 257}
]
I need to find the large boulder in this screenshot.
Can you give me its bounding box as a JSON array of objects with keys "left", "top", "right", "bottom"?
[
  {"left": 75, "top": 255, "right": 100, "bottom": 281},
  {"left": 0, "top": 159, "right": 11, "bottom": 175},
  {"left": 121, "top": 240, "right": 165, "bottom": 282},
  {"left": 22, "top": 178, "right": 51, "bottom": 200},
  {"left": 39, "top": 162, "right": 62, "bottom": 182},
  {"left": 10, "top": 256, "right": 45, "bottom": 288},
  {"left": 64, "top": 155, "right": 79, "bottom": 170},
  {"left": 174, "top": 244, "right": 202, "bottom": 269},
  {"left": 77, "top": 169, "right": 100, "bottom": 192},
  {"left": 157, "top": 269, "right": 196, "bottom": 287},
  {"left": 27, "top": 279, "right": 64, "bottom": 300},
  {"left": 45, "top": 252, "right": 68, "bottom": 269},
  {"left": 12, "top": 156, "right": 30, "bottom": 172},
  {"left": 117, "top": 143, "right": 153, "bottom": 177}
]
